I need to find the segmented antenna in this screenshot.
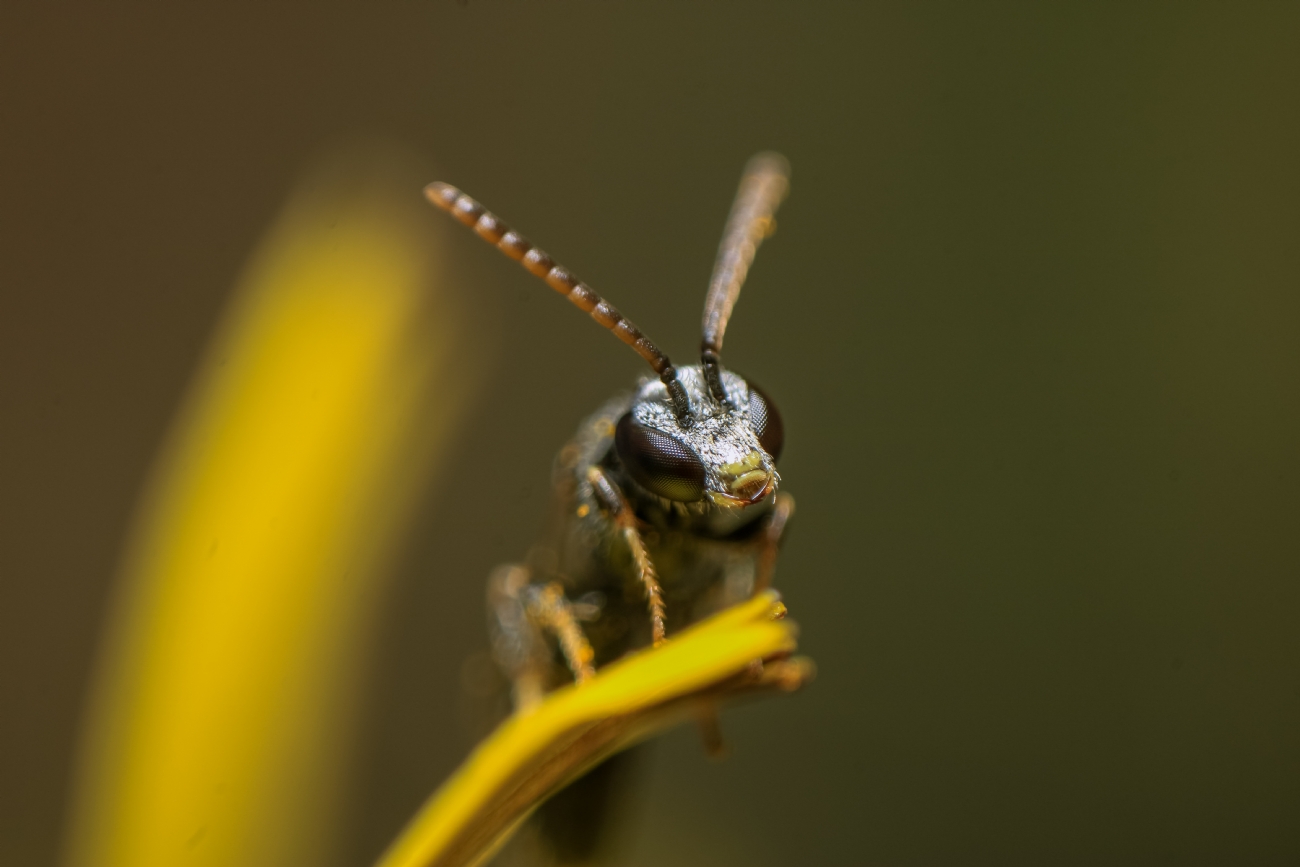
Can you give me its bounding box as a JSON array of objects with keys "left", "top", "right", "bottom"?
[
  {"left": 700, "top": 152, "right": 790, "bottom": 402},
  {"left": 425, "top": 181, "right": 693, "bottom": 422}
]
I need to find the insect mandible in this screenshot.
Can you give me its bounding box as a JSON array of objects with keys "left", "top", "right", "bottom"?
[{"left": 426, "top": 153, "right": 795, "bottom": 711}]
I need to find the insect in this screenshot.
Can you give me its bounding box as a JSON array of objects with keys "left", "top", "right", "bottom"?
[{"left": 426, "top": 153, "right": 795, "bottom": 859}]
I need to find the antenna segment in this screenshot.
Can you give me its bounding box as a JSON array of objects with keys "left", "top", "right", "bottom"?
[
  {"left": 426, "top": 181, "right": 693, "bottom": 422},
  {"left": 700, "top": 153, "right": 790, "bottom": 403}
]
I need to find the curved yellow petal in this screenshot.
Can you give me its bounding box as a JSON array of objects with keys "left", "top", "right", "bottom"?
[
  {"left": 64, "top": 159, "right": 470, "bottom": 867},
  {"left": 377, "top": 591, "right": 811, "bottom": 867}
]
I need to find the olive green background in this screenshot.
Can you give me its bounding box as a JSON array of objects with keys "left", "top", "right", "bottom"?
[{"left": 2, "top": 3, "right": 1298, "bottom": 865}]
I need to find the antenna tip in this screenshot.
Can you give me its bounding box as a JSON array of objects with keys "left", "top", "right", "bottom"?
[{"left": 423, "top": 182, "right": 459, "bottom": 211}]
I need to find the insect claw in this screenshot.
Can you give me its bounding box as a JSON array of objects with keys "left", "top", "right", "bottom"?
[{"left": 695, "top": 704, "right": 728, "bottom": 760}]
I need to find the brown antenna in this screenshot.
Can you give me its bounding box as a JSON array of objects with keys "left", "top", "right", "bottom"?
[
  {"left": 700, "top": 152, "right": 790, "bottom": 402},
  {"left": 425, "top": 181, "right": 693, "bottom": 422}
]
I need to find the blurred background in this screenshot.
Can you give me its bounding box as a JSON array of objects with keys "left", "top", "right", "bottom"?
[{"left": 2, "top": 3, "right": 1298, "bottom": 865}]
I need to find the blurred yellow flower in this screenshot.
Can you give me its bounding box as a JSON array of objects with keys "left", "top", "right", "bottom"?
[{"left": 64, "top": 155, "right": 470, "bottom": 867}]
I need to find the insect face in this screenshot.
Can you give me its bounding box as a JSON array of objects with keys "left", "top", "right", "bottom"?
[{"left": 617, "top": 365, "right": 780, "bottom": 508}]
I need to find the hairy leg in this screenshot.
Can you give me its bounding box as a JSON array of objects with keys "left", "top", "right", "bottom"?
[
  {"left": 488, "top": 564, "right": 596, "bottom": 710},
  {"left": 754, "top": 491, "right": 795, "bottom": 593},
  {"left": 586, "top": 465, "right": 667, "bottom": 645}
]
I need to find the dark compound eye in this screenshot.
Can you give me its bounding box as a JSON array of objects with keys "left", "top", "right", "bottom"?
[
  {"left": 748, "top": 382, "right": 784, "bottom": 462},
  {"left": 614, "top": 412, "right": 706, "bottom": 502}
]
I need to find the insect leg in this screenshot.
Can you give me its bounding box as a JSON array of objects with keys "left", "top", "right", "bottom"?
[
  {"left": 585, "top": 466, "right": 667, "bottom": 646},
  {"left": 695, "top": 704, "right": 727, "bottom": 759},
  {"left": 487, "top": 564, "right": 550, "bottom": 709},
  {"left": 488, "top": 565, "right": 598, "bottom": 709},
  {"left": 754, "top": 492, "right": 796, "bottom": 592},
  {"left": 524, "top": 582, "right": 597, "bottom": 685}
]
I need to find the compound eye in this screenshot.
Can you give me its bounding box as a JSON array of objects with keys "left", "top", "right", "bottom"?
[
  {"left": 614, "top": 412, "right": 706, "bottom": 502},
  {"left": 748, "top": 382, "right": 784, "bottom": 462}
]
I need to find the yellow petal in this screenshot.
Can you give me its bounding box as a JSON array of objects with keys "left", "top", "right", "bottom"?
[
  {"left": 64, "top": 157, "right": 471, "bottom": 867},
  {"left": 376, "top": 591, "right": 811, "bottom": 867}
]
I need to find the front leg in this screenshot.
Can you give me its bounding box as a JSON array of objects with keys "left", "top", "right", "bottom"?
[
  {"left": 488, "top": 564, "right": 596, "bottom": 710},
  {"left": 754, "top": 491, "right": 795, "bottom": 593},
  {"left": 487, "top": 564, "right": 548, "bottom": 709},
  {"left": 585, "top": 465, "right": 667, "bottom": 646}
]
